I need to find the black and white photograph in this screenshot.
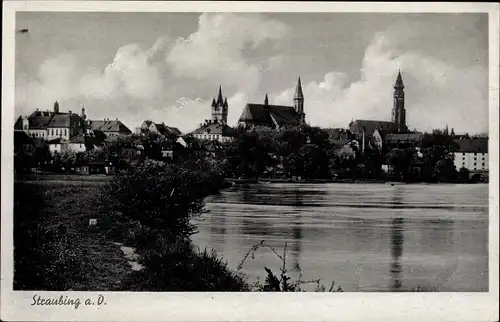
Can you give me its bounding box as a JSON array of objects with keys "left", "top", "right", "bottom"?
[{"left": 2, "top": 1, "right": 499, "bottom": 321}]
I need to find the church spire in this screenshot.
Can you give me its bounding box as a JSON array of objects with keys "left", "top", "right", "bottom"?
[
  {"left": 217, "top": 85, "right": 223, "bottom": 104},
  {"left": 294, "top": 77, "right": 304, "bottom": 99},
  {"left": 293, "top": 77, "right": 305, "bottom": 124},
  {"left": 264, "top": 93, "right": 269, "bottom": 106},
  {"left": 394, "top": 70, "right": 404, "bottom": 89}
]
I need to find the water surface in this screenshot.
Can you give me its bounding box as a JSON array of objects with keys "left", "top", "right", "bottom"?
[{"left": 192, "top": 183, "right": 488, "bottom": 291}]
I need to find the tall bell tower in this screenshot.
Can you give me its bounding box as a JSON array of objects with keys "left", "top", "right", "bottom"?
[{"left": 392, "top": 70, "right": 407, "bottom": 132}]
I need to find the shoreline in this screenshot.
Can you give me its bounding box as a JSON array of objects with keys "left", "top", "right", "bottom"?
[
  {"left": 13, "top": 173, "right": 486, "bottom": 185},
  {"left": 224, "top": 178, "right": 486, "bottom": 185}
]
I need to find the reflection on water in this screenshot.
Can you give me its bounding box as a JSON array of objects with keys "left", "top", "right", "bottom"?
[
  {"left": 390, "top": 217, "right": 404, "bottom": 291},
  {"left": 192, "top": 183, "right": 488, "bottom": 292}
]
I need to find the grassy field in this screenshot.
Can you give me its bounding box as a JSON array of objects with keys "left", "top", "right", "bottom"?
[{"left": 14, "top": 179, "right": 132, "bottom": 291}]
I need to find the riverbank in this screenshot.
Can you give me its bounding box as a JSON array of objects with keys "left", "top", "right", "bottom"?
[
  {"left": 14, "top": 159, "right": 250, "bottom": 292},
  {"left": 224, "top": 177, "right": 485, "bottom": 185},
  {"left": 15, "top": 173, "right": 113, "bottom": 182},
  {"left": 13, "top": 181, "right": 133, "bottom": 291}
]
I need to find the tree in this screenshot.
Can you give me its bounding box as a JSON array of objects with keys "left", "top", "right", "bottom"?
[
  {"left": 386, "top": 148, "right": 414, "bottom": 180},
  {"left": 433, "top": 156, "right": 457, "bottom": 182},
  {"left": 458, "top": 167, "right": 470, "bottom": 183},
  {"left": 59, "top": 150, "right": 77, "bottom": 171}
]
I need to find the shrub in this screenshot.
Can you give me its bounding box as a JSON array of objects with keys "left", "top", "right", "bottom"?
[
  {"left": 100, "top": 159, "right": 208, "bottom": 241},
  {"left": 119, "top": 239, "right": 248, "bottom": 291},
  {"left": 238, "top": 240, "right": 343, "bottom": 292},
  {"left": 100, "top": 157, "right": 248, "bottom": 291}
]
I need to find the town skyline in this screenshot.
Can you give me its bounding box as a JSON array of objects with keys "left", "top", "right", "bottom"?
[{"left": 15, "top": 12, "right": 489, "bottom": 134}]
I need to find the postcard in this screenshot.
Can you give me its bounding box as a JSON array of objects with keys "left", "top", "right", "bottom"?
[{"left": 1, "top": 1, "right": 499, "bottom": 321}]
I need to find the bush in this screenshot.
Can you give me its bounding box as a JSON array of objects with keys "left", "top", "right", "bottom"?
[
  {"left": 119, "top": 239, "right": 248, "bottom": 291},
  {"left": 100, "top": 157, "right": 248, "bottom": 291},
  {"left": 100, "top": 159, "right": 210, "bottom": 241}
]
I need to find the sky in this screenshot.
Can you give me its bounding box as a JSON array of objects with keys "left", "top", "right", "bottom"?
[{"left": 15, "top": 12, "right": 489, "bottom": 134}]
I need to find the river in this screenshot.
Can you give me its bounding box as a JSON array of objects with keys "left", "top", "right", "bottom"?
[{"left": 192, "top": 183, "right": 488, "bottom": 292}]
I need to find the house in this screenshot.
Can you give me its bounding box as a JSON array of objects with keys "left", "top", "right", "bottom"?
[
  {"left": 160, "top": 140, "right": 175, "bottom": 159},
  {"left": 14, "top": 101, "right": 85, "bottom": 140},
  {"left": 86, "top": 118, "right": 132, "bottom": 137},
  {"left": 46, "top": 112, "right": 84, "bottom": 140},
  {"left": 89, "top": 160, "right": 115, "bottom": 175},
  {"left": 238, "top": 78, "right": 305, "bottom": 130},
  {"left": 453, "top": 137, "right": 488, "bottom": 172},
  {"left": 137, "top": 120, "right": 182, "bottom": 138},
  {"left": 67, "top": 133, "right": 98, "bottom": 153},
  {"left": 191, "top": 119, "right": 236, "bottom": 143},
  {"left": 47, "top": 138, "right": 63, "bottom": 154},
  {"left": 202, "top": 140, "right": 224, "bottom": 158}
]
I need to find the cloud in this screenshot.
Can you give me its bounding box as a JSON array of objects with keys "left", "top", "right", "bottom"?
[
  {"left": 16, "top": 43, "right": 165, "bottom": 119},
  {"left": 166, "top": 13, "right": 289, "bottom": 93},
  {"left": 271, "top": 30, "right": 488, "bottom": 134},
  {"left": 15, "top": 13, "right": 290, "bottom": 132},
  {"left": 80, "top": 44, "right": 164, "bottom": 100}
]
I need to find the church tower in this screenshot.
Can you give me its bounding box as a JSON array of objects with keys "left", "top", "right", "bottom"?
[
  {"left": 211, "top": 85, "right": 228, "bottom": 124},
  {"left": 392, "top": 71, "right": 407, "bottom": 132},
  {"left": 294, "top": 77, "right": 305, "bottom": 124}
]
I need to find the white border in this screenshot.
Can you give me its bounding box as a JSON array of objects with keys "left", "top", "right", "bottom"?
[{"left": 2, "top": 2, "right": 499, "bottom": 321}]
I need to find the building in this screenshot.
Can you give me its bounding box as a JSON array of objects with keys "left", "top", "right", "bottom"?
[
  {"left": 47, "top": 138, "right": 63, "bottom": 154},
  {"left": 86, "top": 117, "right": 132, "bottom": 137},
  {"left": 211, "top": 85, "right": 228, "bottom": 124},
  {"left": 14, "top": 101, "right": 85, "bottom": 140},
  {"left": 191, "top": 86, "right": 236, "bottom": 142},
  {"left": 372, "top": 130, "right": 423, "bottom": 152},
  {"left": 67, "top": 133, "right": 98, "bottom": 153},
  {"left": 191, "top": 119, "right": 236, "bottom": 143},
  {"left": 349, "top": 71, "right": 410, "bottom": 150},
  {"left": 200, "top": 140, "right": 225, "bottom": 158},
  {"left": 137, "top": 120, "right": 182, "bottom": 137},
  {"left": 238, "top": 78, "right": 305, "bottom": 130},
  {"left": 453, "top": 137, "right": 488, "bottom": 172}
]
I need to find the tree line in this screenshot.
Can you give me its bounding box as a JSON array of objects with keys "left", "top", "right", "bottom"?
[{"left": 15, "top": 126, "right": 478, "bottom": 183}]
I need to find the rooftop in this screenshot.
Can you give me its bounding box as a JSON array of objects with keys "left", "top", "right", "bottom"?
[
  {"left": 454, "top": 138, "right": 488, "bottom": 153},
  {"left": 192, "top": 120, "right": 236, "bottom": 136},
  {"left": 88, "top": 119, "right": 132, "bottom": 133},
  {"left": 239, "top": 103, "right": 301, "bottom": 127}
]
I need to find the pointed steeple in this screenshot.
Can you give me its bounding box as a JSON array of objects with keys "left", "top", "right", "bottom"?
[
  {"left": 217, "top": 85, "right": 223, "bottom": 104},
  {"left": 294, "top": 77, "right": 303, "bottom": 99},
  {"left": 223, "top": 97, "right": 228, "bottom": 108},
  {"left": 264, "top": 93, "right": 269, "bottom": 106},
  {"left": 211, "top": 97, "right": 216, "bottom": 107},
  {"left": 394, "top": 70, "right": 404, "bottom": 89}
]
